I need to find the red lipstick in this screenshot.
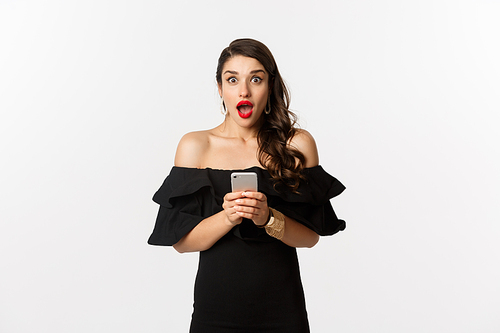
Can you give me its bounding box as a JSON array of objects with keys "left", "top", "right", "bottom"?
[{"left": 236, "top": 100, "right": 253, "bottom": 119}]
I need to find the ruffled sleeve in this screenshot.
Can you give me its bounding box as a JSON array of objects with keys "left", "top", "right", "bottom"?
[
  {"left": 259, "top": 166, "right": 346, "bottom": 236},
  {"left": 148, "top": 165, "right": 346, "bottom": 246},
  {"left": 147, "top": 167, "right": 219, "bottom": 246}
]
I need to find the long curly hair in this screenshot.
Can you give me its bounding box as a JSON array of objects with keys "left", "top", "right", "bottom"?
[{"left": 216, "top": 38, "right": 305, "bottom": 192}]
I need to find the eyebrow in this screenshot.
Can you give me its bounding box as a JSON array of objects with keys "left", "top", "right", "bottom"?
[{"left": 223, "top": 69, "right": 266, "bottom": 75}]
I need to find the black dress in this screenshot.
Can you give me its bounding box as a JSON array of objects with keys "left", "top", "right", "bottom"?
[{"left": 148, "top": 166, "right": 345, "bottom": 333}]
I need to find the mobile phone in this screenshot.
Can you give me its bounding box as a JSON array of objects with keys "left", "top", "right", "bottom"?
[{"left": 231, "top": 172, "right": 258, "bottom": 192}]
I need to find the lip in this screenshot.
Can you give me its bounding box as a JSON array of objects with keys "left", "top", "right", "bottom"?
[
  {"left": 237, "top": 100, "right": 254, "bottom": 108},
  {"left": 236, "top": 100, "right": 253, "bottom": 119}
]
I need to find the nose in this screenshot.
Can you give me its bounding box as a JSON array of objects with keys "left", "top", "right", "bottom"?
[{"left": 239, "top": 81, "right": 250, "bottom": 97}]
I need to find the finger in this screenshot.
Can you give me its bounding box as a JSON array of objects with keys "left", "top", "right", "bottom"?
[
  {"left": 227, "top": 213, "right": 243, "bottom": 225},
  {"left": 235, "top": 198, "right": 259, "bottom": 207},
  {"left": 241, "top": 191, "right": 266, "bottom": 201},
  {"left": 222, "top": 198, "right": 235, "bottom": 209},
  {"left": 225, "top": 191, "right": 246, "bottom": 201},
  {"left": 234, "top": 205, "right": 259, "bottom": 215},
  {"left": 235, "top": 208, "right": 260, "bottom": 219},
  {"left": 223, "top": 203, "right": 243, "bottom": 225},
  {"left": 222, "top": 201, "right": 234, "bottom": 211}
]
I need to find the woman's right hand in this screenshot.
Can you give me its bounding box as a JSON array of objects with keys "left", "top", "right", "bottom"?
[{"left": 222, "top": 192, "right": 244, "bottom": 226}]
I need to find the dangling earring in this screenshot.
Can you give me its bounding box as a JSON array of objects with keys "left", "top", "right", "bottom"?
[
  {"left": 265, "top": 95, "right": 271, "bottom": 114},
  {"left": 220, "top": 97, "right": 226, "bottom": 116}
]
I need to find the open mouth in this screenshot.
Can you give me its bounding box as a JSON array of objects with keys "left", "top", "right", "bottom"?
[{"left": 237, "top": 101, "right": 253, "bottom": 118}]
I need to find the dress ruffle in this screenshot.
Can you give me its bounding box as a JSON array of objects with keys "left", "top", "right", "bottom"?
[
  {"left": 152, "top": 168, "right": 218, "bottom": 208},
  {"left": 148, "top": 166, "right": 345, "bottom": 246}
]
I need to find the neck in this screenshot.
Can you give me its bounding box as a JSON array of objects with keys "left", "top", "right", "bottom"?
[{"left": 218, "top": 116, "right": 264, "bottom": 140}]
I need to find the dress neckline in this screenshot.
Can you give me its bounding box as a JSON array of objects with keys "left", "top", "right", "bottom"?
[
  {"left": 172, "top": 165, "right": 322, "bottom": 172},
  {"left": 172, "top": 165, "right": 267, "bottom": 172}
]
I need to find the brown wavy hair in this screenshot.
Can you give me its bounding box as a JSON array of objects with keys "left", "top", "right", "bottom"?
[{"left": 216, "top": 38, "right": 306, "bottom": 192}]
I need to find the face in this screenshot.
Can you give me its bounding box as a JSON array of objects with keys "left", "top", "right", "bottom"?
[{"left": 218, "top": 55, "right": 270, "bottom": 128}]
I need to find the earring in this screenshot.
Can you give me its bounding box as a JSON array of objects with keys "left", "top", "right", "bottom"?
[
  {"left": 220, "top": 97, "right": 226, "bottom": 115},
  {"left": 265, "top": 95, "right": 271, "bottom": 114}
]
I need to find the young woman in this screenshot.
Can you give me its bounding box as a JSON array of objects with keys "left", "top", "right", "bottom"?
[{"left": 148, "top": 38, "right": 346, "bottom": 333}]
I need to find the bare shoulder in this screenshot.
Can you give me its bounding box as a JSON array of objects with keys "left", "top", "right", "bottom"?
[
  {"left": 290, "top": 129, "right": 319, "bottom": 168},
  {"left": 174, "top": 130, "right": 210, "bottom": 168}
]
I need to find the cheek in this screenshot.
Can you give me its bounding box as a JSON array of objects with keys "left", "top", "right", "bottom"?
[
  {"left": 221, "top": 86, "right": 232, "bottom": 100},
  {"left": 259, "top": 90, "right": 269, "bottom": 102}
]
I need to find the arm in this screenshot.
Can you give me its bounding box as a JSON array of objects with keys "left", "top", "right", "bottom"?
[
  {"left": 172, "top": 133, "right": 244, "bottom": 253},
  {"left": 174, "top": 190, "right": 254, "bottom": 253},
  {"left": 173, "top": 208, "right": 237, "bottom": 253},
  {"left": 172, "top": 129, "right": 322, "bottom": 251},
  {"left": 233, "top": 191, "right": 320, "bottom": 248},
  {"left": 234, "top": 130, "right": 322, "bottom": 248},
  {"left": 282, "top": 215, "right": 320, "bottom": 248},
  {"left": 283, "top": 129, "right": 321, "bottom": 246}
]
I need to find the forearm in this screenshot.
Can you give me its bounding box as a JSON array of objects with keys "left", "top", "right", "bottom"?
[
  {"left": 280, "top": 216, "right": 320, "bottom": 248},
  {"left": 173, "top": 210, "right": 235, "bottom": 253},
  {"left": 232, "top": 191, "right": 320, "bottom": 248}
]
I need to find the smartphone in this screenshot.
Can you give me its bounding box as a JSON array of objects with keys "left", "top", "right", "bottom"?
[{"left": 231, "top": 172, "right": 258, "bottom": 192}]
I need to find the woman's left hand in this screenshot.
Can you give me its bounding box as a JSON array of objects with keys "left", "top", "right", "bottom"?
[{"left": 233, "top": 191, "right": 270, "bottom": 227}]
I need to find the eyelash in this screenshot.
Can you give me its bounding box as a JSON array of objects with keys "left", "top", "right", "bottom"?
[{"left": 226, "top": 76, "right": 263, "bottom": 83}]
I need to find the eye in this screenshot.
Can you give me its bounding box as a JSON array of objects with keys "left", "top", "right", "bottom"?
[
  {"left": 227, "top": 77, "right": 237, "bottom": 84},
  {"left": 251, "top": 76, "right": 263, "bottom": 83}
]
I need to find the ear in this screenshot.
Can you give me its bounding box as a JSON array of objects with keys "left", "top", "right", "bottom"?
[{"left": 217, "top": 82, "right": 222, "bottom": 97}]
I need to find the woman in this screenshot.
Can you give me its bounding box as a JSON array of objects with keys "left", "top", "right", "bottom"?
[{"left": 148, "top": 38, "right": 346, "bottom": 333}]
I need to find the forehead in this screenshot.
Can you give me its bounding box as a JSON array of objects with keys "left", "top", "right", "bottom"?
[{"left": 222, "top": 55, "right": 266, "bottom": 74}]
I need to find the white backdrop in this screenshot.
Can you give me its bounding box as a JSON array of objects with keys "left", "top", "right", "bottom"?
[{"left": 1, "top": 0, "right": 499, "bottom": 332}]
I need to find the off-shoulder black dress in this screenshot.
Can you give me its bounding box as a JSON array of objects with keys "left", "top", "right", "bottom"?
[{"left": 148, "top": 166, "right": 345, "bottom": 333}]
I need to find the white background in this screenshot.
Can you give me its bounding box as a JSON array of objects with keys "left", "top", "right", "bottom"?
[{"left": 1, "top": 0, "right": 499, "bottom": 332}]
